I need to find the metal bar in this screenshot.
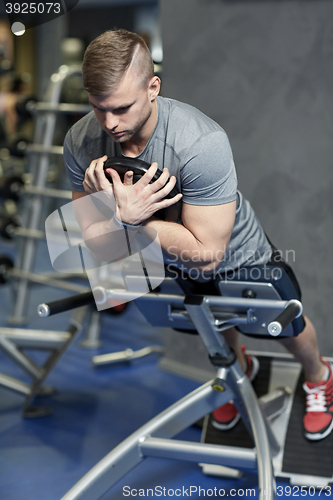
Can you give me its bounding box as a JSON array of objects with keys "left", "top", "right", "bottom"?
[
  {"left": 26, "top": 144, "right": 64, "bottom": 155},
  {"left": 60, "top": 382, "right": 234, "bottom": 500},
  {"left": 184, "top": 296, "right": 231, "bottom": 359},
  {"left": 96, "top": 287, "right": 186, "bottom": 305},
  {"left": 0, "top": 336, "right": 43, "bottom": 380},
  {"left": 228, "top": 365, "right": 276, "bottom": 499},
  {"left": 22, "top": 306, "right": 87, "bottom": 413},
  {"left": 24, "top": 185, "right": 72, "bottom": 199},
  {"left": 0, "top": 373, "right": 31, "bottom": 395},
  {"left": 100, "top": 286, "right": 289, "bottom": 311},
  {"left": 9, "top": 268, "right": 90, "bottom": 293},
  {"left": 0, "top": 328, "right": 70, "bottom": 349},
  {"left": 168, "top": 309, "right": 248, "bottom": 325},
  {"left": 12, "top": 227, "right": 45, "bottom": 239},
  {"left": 205, "top": 295, "right": 287, "bottom": 310},
  {"left": 139, "top": 437, "right": 257, "bottom": 471},
  {"left": 80, "top": 309, "right": 102, "bottom": 348},
  {"left": 183, "top": 296, "right": 276, "bottom": 499},
  {"left": 28, "top": 102, "right": 92, "bottom": 114},
  {"left": 92, "top": 346, "right": 165, "bottom": 366}
]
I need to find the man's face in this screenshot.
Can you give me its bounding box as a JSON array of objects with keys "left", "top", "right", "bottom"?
[{"left": 89, "top": 70, "right": 157, "bottom": 144}]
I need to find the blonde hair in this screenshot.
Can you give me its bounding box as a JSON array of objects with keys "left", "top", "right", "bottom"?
[{"left": 82, "top": 29, "right": 154, "bottom": 96}]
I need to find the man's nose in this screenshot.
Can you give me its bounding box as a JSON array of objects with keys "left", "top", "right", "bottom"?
[{"left": 104, "top": 111, "right": 118, "bottom": 130}]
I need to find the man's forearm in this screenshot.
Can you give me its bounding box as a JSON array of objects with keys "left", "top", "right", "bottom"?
[
  {"left": 82, "top": 218, "right": 138, "bottom": 262},
  {"left": 143, "top": 218, "right": 225, "bottom": 272},
  {"left": 80, "top": 209, "right": 227, "bottom": 271}
]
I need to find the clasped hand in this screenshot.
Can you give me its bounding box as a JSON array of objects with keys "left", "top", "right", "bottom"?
[{"left": 83, "top": 155, "right": 182, "bottom": 225}]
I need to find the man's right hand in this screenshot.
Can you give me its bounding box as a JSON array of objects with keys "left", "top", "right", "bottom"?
[
  {"left": 82, "top": 155, "right": 182, "bottom": 226},
  {"left": 106, "top": 162, "right": 182, "bottom": 226}
]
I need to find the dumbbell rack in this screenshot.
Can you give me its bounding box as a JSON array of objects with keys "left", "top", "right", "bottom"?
[
  {"left": 0, "top": 67, "right": 96, "bottom": 414},
  {"left": 6, "top": 65, "right": 92, "bottom": 325}
]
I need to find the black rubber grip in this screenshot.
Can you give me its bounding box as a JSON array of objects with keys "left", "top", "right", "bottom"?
[
  {"left": 42, "top": 291, "right": 95, "bottom": 316},
  {"left": 270, "top": 301, "right": 302, "bottom": 333}
]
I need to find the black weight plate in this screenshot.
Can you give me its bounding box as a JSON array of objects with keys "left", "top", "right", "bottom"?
[
  {"left": 0, "top": 255, "right": 14, "bottom": 284},
  {"left": 103, "top": 157, "right": 180, "bottom": 199},
  {"left": 3, "top": 175, "right": 24, "bottom": 200},
  {"left": 0, "top": 217, "right": 18, "bottom": 239}
]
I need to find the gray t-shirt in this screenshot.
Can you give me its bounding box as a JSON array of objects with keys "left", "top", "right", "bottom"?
[{"left": 63, "top": 96, "right": 272, "bottom": 272}]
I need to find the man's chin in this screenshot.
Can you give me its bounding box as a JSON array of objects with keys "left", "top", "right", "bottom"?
[{"left": 109, "top": 132, "right": 133, "bottom": 143}]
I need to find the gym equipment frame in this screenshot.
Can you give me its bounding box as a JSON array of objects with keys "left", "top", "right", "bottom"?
[
  {"left": 38, "top": 272, "right": 303, "bottom": 500},
  {"left": 0, "top": 306, "right": 86, "bottom": 417}
]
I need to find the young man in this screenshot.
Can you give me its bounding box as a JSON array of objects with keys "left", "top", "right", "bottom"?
[{"left": 63, "top": 29, "right": 333, "bottom": 441}]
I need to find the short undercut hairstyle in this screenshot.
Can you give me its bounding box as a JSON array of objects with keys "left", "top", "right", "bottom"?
[{"left": 82, "top": 29, "right": 155, "bottom": 96}]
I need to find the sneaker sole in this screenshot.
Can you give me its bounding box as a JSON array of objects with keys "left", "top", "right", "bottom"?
[
  {"left": 248, "top": 354, "right": 260, "bottom": 382},
  {"left": 304, "top": 417, "right": 333, "bottom": 441},
  {"left": 211, "top": 412, "right": 241, "bottom": 431},
  {"left": 303, "top": 359, "right": 333, "bottom": 441}
]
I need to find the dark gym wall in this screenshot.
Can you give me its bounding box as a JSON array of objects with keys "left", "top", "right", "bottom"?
[
  {"left": 67, "top": 5, "right": 135, "bottom": 46},
  {"left": 160, "top": 0, "right": 333, "bottom": 356}
]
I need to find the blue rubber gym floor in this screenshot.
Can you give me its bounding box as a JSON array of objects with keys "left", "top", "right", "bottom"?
[{"left": 0, "top": 239, "right": 327, "bottom": 499}]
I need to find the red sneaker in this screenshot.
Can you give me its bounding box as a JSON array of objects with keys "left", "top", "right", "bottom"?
[
  {"left": 211, "top": 346, "right": 260, "bottom": 430},
  {"left": 303, "top": 359, "right": 333, "bottom": 441}
]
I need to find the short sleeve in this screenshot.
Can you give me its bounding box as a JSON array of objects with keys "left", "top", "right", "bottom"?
[
  {"left": 180, "top": 130, "right": 237, "bottom": 206},
  {"left": 63, "top": 130, "right": 86, "bottom": 192}
]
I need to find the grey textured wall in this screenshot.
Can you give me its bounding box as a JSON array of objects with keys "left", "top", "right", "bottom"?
[{"left": 160, "top": 0, "right": 333, "bottom": 359}]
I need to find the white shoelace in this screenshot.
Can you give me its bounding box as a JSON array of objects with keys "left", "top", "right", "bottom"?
[{"left": 303, "top": 383, "right": 327, "bottom": 412}]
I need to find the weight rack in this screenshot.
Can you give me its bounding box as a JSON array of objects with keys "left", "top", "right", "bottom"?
[
  {"left": 5, "top": 65, "right": 91, "bottom": 325},
  {"left": 0, "top": 67, "right": 96, "bottom": 413}
]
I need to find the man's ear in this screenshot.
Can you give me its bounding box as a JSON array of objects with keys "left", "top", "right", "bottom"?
[{"left": 148, "top": 76, "right": 161, "bottom": 101}]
